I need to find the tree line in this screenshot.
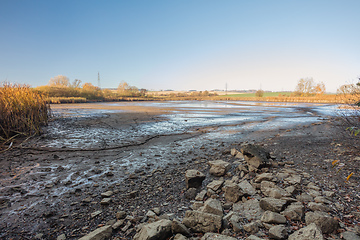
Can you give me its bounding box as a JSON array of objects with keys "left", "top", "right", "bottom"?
[{"left": 36, "top": 75, "right": 146, "bottom": 100}]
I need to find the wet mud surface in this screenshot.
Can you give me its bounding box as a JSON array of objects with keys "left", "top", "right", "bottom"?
[{"left": 0, "top": 101, "right": 359, "bottom": 239}]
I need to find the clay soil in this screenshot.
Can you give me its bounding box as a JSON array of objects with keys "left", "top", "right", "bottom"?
[{"left": 0, "top": 108, "right": 359, "bottom": 239}]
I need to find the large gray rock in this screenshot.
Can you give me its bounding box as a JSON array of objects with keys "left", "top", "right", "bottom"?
[
  {"left": 201, "top": 233, "right": 237, "bottom": 240},
  {"left": 133, "top": 219, "right": 172, "bottom": 240},
  {"left": 241, "top": 144, "right": 270, "bottom": 170},
  {"left": 261, "top": 211, "right": 287, "bottom": 224},
  {"left": 208, "top": 160, "right": 231, "bottom": 176},
  {"left": 238, "top": 180, "right": 256, "bottom": 196},
  {"left": 185, "top": 170, "right": 206, "bottom": 189},
  {"left": 305, "top": 211, "right": 339, "bottom": 234},
  {"left": 203, "top": 198, "right": 223, "bottom": 216},
  {"left": 259, "top": 197, "right": 287, "bottom": 212},
  {"left": 182, "top": 210, "right": 222, "bottom": 233},
  {"left": 269, "top": 225, "right": 288, "bottom": 239},
  {"left": 280, "top": 202, "right": 304, "bottom": 221},
  {"left": 233, "top": 199, "right": 264, "bottom": 221},
  {"left": 78, "top": 225, "right": 112, "bottom": 240},
  {"left": 288, "top": 223, "right": 324, "bottom": 240},
  {"left": 224, "top": 182, "right": 244, "bottom": 203}
]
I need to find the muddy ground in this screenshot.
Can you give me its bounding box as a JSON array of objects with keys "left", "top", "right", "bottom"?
[{"left": 0, "top": 105, "right": 359, "bottom": 239}]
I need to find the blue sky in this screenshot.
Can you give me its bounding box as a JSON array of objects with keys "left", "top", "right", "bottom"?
[{"left": 0, "top": 0, "right": 359, "bottom": 92}]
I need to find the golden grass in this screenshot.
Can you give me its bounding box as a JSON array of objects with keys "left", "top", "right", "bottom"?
[
  {"left": 0, "top": 83, "right": 50, "bottom": 142},
  {"left": 48, "top": 97, "right": 87, "bottom": 104}
]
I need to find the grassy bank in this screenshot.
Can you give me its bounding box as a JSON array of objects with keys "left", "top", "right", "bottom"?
[
  {"left": 47, "top": 93, "right": 349, "bottom": 104},
  {"left": 0, "top": 84, "right": 50, "bottom": 143}
]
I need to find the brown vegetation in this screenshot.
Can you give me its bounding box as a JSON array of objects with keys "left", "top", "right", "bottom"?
[{"left": 0, "top": 83, "right": 50, "bottom": 143}]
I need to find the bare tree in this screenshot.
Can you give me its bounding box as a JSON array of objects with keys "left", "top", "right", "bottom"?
[
  {"left": 314, "top": 82, "right": 326, "bottom": 95},
  {"left": 294, "top": 78, "right": 326, "bottom": 96},
  {"left": 48, "top": 75, "right": 70, "bottom": 87}
]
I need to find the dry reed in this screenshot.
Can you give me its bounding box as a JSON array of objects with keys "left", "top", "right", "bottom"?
[{"left": 0, "top": 83, "right": 50, "bottom": 142}]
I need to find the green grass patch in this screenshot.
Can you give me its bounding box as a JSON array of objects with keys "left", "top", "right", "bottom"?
[{"left": 222, "top": 92, "right": 292, "bottom": 98}]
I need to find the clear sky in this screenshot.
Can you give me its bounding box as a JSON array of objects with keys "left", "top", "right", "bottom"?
[{"left": 0, "top": 0, "right": 359, "bottom": 92}]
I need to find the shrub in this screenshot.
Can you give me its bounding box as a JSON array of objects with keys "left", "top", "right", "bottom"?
[{"left": 255, "top": 89, "right": 264, "bottom": 97}]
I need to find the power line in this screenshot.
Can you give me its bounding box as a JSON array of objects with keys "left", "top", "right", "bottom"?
[{"left": 98, "top": 72, "right": 101, "bottom": 89}]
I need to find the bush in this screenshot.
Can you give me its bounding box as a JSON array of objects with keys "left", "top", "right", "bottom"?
[{"left": 255, "top": 89, "right": 264, "bottom": 97}]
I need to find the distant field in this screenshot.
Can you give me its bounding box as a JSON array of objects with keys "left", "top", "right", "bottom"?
[{"left": 223, "top": 92, "right": 292, "bottom": 98}]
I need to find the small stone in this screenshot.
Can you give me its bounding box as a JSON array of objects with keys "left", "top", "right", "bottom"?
[
  {"left": 133, "top": 219, "right": 172, "bottom": 240},
  {"left": 288, "top": 223, "right": 324, "bottom": 240},
  {"left": 57, "top": 234, "right": 66, "bottom": 240},
  {"left": 200, "top": 232, "right": 237, "bottom": 240},
  {"left": 259, "top": 197, "right": 286, "bottom": 212},
  {"left": 116, "top": 211, "right": 126, "bottom": 219},
  {"left": 254, "top": 173, "right": 274, "bottom": 183},
  {"left": 229, "top": 213, "right": 243, "bottom": 232},
  {"left": 233, "top": 199, "right": 264, "bottom": 221},
  {"left": 91, "top": 210, "right": 102, "bottom": 218},
  {"left": 323, "top": 191, "right": 335, "bottom": 198},
  {"left": 152, "top": 207, "right": 161, "bottom": 215},
  {"left": 341, "top": 231, "right": 360, "bottom": 240},
  {"left": 182, "top": 210, "right": 222, "bottom": 233},
  {"left": 112, "top": 219, "right": 125, "bottom": 230},
  {"left": 207, "top": 180, "right": 224, "bottom": 192},
  {"left": 208, "top": 160, "right": 231, "bottom": 176},
  {"left": 269, "top": 225, "right": 288, "bottom": 239},
  {"left": 243, "top": 222, "right": 260, "bottom": 234},
  {"left": 35, "top": 233, "right": 44, "bottom": 239},
  {"left": 195, "top": 190, "right": 207, "bottom": 201},
  {"left": 185, "top": 188, "right": 197, "bottom": 200},
  {"left": 224, "top": 182, "right": 244, "bottom": 203},
  {"left": 201, "top": 233, "right": 237, "bottom": 240},
  {"left": 146, "top": 210, "right": 156, "bottom": 218},
  {"left": 172, "top": 219, "right": 191, "bottom": 236},
  {"left": 305, "top": 211, "right": 339, "bottom": 234},
  {"left": 174, "top": 234, "right": 188, "bottom": 240},
  {"left": 238, "top": 180, "right": 256, "bottom": 196},
  {"left": 101, "top": 191, "right": 113, "bottom": 198},
  {"left": 296, "top": 193, "right": 313, "bottom": 203},
  {"left": 280, "top": 202, "right": 304, "bottom": 221},
  {"left": 185, "top": 170, "right": 206, "bottom": 189},
  {"left": 78, "top": 225, "right": 112, "bottom": 240},
  {"left": 100, "top": 198, "right": 111, "bottom": 205},
  {"left": 261, "top": 211, "right": 287, "bottom": 224},
  {"left": 203, "top": 198, "right": 223, "bottom": 216},
  {"left": 308, "top": 202, "right": 331, "bottom": 212}
]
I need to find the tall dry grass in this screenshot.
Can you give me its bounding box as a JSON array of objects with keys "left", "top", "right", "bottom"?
[{"left": 0, "top": 83, "right": 50, "bottom": 142}]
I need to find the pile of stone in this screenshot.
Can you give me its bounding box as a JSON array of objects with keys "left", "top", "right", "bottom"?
[{"left": 77, "top": 144, "right": 360, "bottom": 240}]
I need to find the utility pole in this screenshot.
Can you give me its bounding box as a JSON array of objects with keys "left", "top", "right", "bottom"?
[
  {"left": 98, "top": 72, "right": 101, "bottom": 89},
  {"left": 225, "top": 83, "right": 228, "bottom": 95}
]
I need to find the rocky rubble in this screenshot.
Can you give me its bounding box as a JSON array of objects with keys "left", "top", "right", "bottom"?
[
  {"left": 41, "top": 142, "right": 359, "bottom": 240},
  {"left": 124, "top": 144, "right": 359, "bottom": 240}
]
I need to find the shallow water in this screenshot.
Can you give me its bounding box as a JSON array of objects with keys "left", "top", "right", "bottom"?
[{"left": 44, "top": 101, "right": 338, "bottom": 149}]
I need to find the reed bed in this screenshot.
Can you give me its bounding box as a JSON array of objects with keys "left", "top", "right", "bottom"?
[
  {"left": 48, "top": 97, "right": 87, "bottom": 104},
  {"left": 0, "top": 83, "right": 50, "bottom": 142}
]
